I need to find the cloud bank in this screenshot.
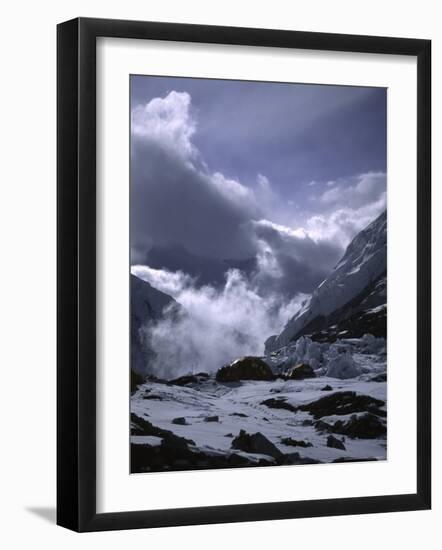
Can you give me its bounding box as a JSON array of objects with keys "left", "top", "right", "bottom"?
[
  {"left": 132, "top": 265, "right": 307, "bottom": 378},
  {"left": 131, "top": 91, "right": 385, "bottom": 297}
]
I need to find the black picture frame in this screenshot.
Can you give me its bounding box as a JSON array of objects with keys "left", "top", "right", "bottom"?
[{"left": 57, "top": 17, "right": 431, "bottom": 532}]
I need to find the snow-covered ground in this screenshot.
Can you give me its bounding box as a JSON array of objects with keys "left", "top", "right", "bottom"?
[{"left": 131, "top": 336, "right": 386, "bottom": 472}]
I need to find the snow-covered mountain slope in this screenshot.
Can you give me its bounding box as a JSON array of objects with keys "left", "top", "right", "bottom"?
[
  {"left": 131, "top": 274, "right": 179, "bottom": 374},
  {"left": 266, "top": 211, "right": 387, "bottom": 352},
  {"left": 131, "top": 273, "right": 177, "bottom": 321}
]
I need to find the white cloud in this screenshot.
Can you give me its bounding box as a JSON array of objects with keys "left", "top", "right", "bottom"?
[
  {"left": 294, "top": 172, "right": 387, "bottom": 248},
  {"left": 320, "top": 172, "right": 386, "bottom": 209},
  {"left": 132, "top": 265, "right": 195, "bottom": 296},
  {"left": 132, "top": 266, "right": 306, "bottom": 378},
  {"left": 306, "top": 197, "right": 387, "bottom": 248},
  {"left": 211, "top": 171, "right": 256, "bottom": 209},
  {"left": 131, "top": 91, "right": 197, "bottom": 161}
]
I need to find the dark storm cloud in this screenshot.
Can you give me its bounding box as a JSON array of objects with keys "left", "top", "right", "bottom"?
[
  {"left": 131, "top": 76, "right": 386, "bottom": 208},
  {"left": 131, "top": 90, "right": 261, "bottom": 262},
  {"left": 131, "top": 136, "right": 258, "bottom": 261},
  {"left": 248, "top": 219, "right": 342, "bottom": 296},
  {"left": 130, "top": 86, "right": 386, "bottom": 297}
]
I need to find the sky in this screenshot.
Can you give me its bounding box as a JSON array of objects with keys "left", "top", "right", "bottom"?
[
  {"left": 131, "top": 76, "right": 386, "bottom": 205},
  {"left": 130, "top": 75, "right": 386, "bottom": 299}
]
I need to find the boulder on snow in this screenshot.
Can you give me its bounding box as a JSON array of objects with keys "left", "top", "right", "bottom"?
[
  {"left": 341, "top": 413, "right": 386, "bottom": 438},
  {"left": 231, "top": 429, "right": 283, "bottom": 459},
  {"left": 298, "top": 391, "right": 386, "bottom": 419},
  {"left": 130, "top": 413, "right": 195, "bottom": 449},
  {"left": 315, "top": 413, "right": 386, "bottom": 439},
  {"left": 168, "top": 373, "right": 208, "bottom": 386},
  {"left": 325, "top": 350, "right": 361, "bottom": 379},
  {"left": 216, "top": 356, "right": 274, "bottom": 382},
  {"left": 261, "top": 397, "right": 297, "bottom": 413},
  {"left": 286, "top": 362, "right": 316, "bottom": 380},
  {"left": 321, "top": 384, "right": 333, "bottom": 391},
  {"left": 370, "top": 372, "right": 387, "bottom": 382},
  {"left": 131, "top": 369, "right": 144, "bottom": 393},
  {"left": 327, "top": 434, "right": 346, "bottom": 450},
  {"left": 280, "top": 437, "right": 313, "bottom": 448}
]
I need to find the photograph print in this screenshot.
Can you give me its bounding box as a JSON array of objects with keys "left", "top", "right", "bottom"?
[{"left": 130, "top": 75, "right": 387, "bottom": 474}]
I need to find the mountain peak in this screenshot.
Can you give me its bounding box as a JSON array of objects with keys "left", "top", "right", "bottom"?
[{"left": 266, "top": 211, "right": 387, "bottom": 352}]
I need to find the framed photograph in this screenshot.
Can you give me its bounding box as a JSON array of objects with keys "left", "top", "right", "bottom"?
[{"left": 57, "top": 17, "right": 431, "bottom": 532}]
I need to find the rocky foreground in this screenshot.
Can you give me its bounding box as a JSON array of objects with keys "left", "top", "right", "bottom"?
[{"left": 131, "top": 336, "right": 386, "bottom": 473}]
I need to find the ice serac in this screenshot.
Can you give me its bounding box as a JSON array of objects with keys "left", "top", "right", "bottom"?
[
  {"left": 131, "top": 274, "right": 178, "bottom": 374},
  {"left": 266, "top": 211, "right": 387, "bottom": 352}
]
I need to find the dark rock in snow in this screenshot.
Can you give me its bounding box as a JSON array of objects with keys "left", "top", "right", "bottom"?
[
  {"left": 172, "top": 417, "right": 188, "bottom": 425},
  {"left": 314, "top": 420, "right": 332, "bottom": 433},
  {"left": 204, "top": 415, "right": 219, "bottom": 422},
  {"left": 144, "top": 374, "right": 169, "bottom": 385},
  {"left": 224, "top": 433, "right": 233, "bottom": 438},
  {"left": 320, "top": 384, "right": 333, "bottom": 391},
  {"left": 340, "top": 413, "right": 386, "bottom": 438},
  {"left": 130, "top": 441, "right": 271, "bottom": 474},
  {"left": 308, "top": 291, "right": 387, "bottom": 344},
  {"left": 370, "top": 372, "right": 387, "bottom": 382},
  {"left": 327, "top": 435, "right": 346, "bottom": 450},
  {"left": 261, "top": 397, "right": 297, "bottom": 413},
  {"left": 131, "top": 413, "right": 195, "bottom": 448},
  {"left": 229, "top": 412, "right": 248, "bottom": 418},
  {"left": 131, "top": 413, "right": 154, "bottom": 436},
  {"left": 142, "top": 393, "right": 163, "bottom": 400},
  {"left": 280, "top": 437, "right": 313, "bottom": 448},
  {"left": 168, "top": 375, "right": 199, "bottom": 386},
  {"left": 168, "top": 373, "right": 210, "bottom": 386},
  {"left": 302, "top": 419, "right": 314, "bottom": 426},
  {"left": 131, "top": 369, "right": 145, "bottom": 393},
  {"left": 231, "top": 430, "right": 283, "bottom": 459},
  {"left": 298, "top": 391, "right": 385, "bottom": 419},
  {"left": 286, "top": 363, "right": 316, "bottom": 380},
  {"left": 315, "top": 413, "right": 386, "bottom": 439},
  {"left": 216, "top": 356, "right": 274, "bottom": 382},
  {"left": 281, "top": 453, "right": 322, "bottom": 465}
]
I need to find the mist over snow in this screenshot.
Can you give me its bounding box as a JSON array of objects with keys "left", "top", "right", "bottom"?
[{"left": 132, "top": 265, "right": 307, "bottom": 378}]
